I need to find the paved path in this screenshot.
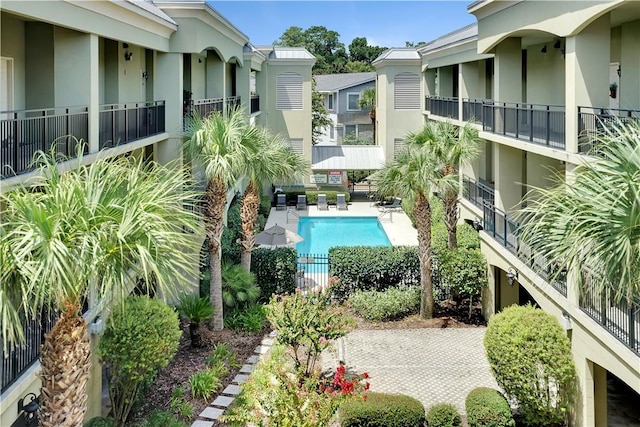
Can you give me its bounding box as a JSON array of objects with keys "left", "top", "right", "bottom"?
[{"left": 322, "top": 328, "right": 500, "bottom": 415}]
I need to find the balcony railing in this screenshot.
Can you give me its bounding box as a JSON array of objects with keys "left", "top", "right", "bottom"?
[
  {"left": 99, "top": 101, "right": 165, "bottom": 150},
  {"left": 192, "top": 97, "right": 224, "bottom": 118},
  {"left": 226, "top": 96, "right": 241, "bottom": 111},
  {"left": 579, "top": 273, "right": 639, "bottom": 355},
  {"left": 1, "top": 106, "right": 89, "bottom": 178},
  {"left": 425, "top": 96, "right": 458, "bottom": 119},
  {"left": 577, "top": 106, "right": 640, "bottom": 155},
  {"left": 462, "top": 175, "right": 495, "bottom": 210},
  {"left": 462, "top": 98, "right": 486, "bottom": 123},
  {"left": 517, "top": 240, "right": 568, "bottom": 297},
  {"left": 482, "top": 202, "right": 519, "bottom": 254},
  {"left": 250, "top": 95, "right": 260, "bottom": 114},
  {"left": 1, "top": 310, "right": 58, "bottom": 393},
  {"left": 483, "top": 101, "right": 565, "bottom": 149}
]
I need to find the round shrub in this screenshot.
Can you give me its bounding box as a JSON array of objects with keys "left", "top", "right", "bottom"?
[
  {"left": 348, "top": 286, "right": 420, "bottom": 321},
  {"left": 426, "top": 403, "right": 462, "bottom": 427},
  {"left": 465, "top": 387, "right": 514, "bottom": 427},
  {"left": 484, "top": 305, "right": 576, "bottom": 426},
  {"left": 339, "top": 392, "right": 425, "bottom": 427}
]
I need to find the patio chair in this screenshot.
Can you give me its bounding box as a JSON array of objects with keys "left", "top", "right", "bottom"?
[
  {"left": 317, "top": 193, "right": 329, "bottom": 210},
  {"left": 276, "top": 193, "right": 287, "bottom": 210},
  {"left": 377, "top": 197, "right": 402, "bottom": 213},
  {"left": 296, "top": 194, "right": 308, "bottom": 210},
  {"left": 336, "top": 193, "right": 348, "bottom": 210}
]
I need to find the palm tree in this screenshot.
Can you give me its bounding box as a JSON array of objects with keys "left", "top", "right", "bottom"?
[
  {"left": 518, "top": 120, "right": 640, "bottom": 309},
  {"left": 407, "top": 121, "right": 480, "bottom": 250},
  {"left": 374, "top": 146, "right": 454, "bottom": 318},
  {"left": 0, "top": 149, "right": 200, "bottom": 427},
  {"left": 358, "top": 87, "right": 376, "bottom": 144},
  {"left": 239, "top": 128, "right": 308, "bottom": 271},
  {"left": 184, "top": 108, "right": 258, "bottom": 330}
]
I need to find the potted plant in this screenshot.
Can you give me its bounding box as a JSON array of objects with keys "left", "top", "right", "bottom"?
[{"left": 609, "top": 82, "right": 618, "bottom": 99}]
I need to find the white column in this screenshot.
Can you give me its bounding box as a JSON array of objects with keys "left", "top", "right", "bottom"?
[
  {"left": 493, "top": 37, "right": 522, "bottom": 103},
  {"left": 154, "top": 52, "right": 183, "bottom": 167}
]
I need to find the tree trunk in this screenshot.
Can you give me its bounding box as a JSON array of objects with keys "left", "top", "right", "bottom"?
[
  {"left": 240, "top": 181, "right": 260, "bottom": 272},
  {"left": 444, "top": 192, "right": 458, "bottom": 250},
  {"left": 413, "top": 193, "right": 434, "bottom": 319},
  {"left": 205, "top": 179, "right": 227, "bottom": 331},
  {"left": 370, "top": 109, "right": 376, "bottom": 144},
  {"left": 190, "top": 323, "right": 204, "bottom": 348},
  {"left": 39, "top": 304, "right": 90, "bottom": 427}
]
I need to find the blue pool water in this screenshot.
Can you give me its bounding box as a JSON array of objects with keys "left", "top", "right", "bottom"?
[{"left": 296, "top": 216, "right": 391, "bottom": 255}]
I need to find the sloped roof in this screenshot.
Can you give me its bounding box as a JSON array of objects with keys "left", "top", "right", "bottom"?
[
  {"left": 131, "top": 0, "right": 177, "bottom": 24},
  {"left": 373, "top": 48, "right": 421, "bottom": 64},
  {"left": 312, "top": 145, "right": 385, "bottom": 170},
  {"left": 269, "top": 47, "right": 316, "bottom": 60},
  {"left": 418, "top": 23, "right": 478, "bottom": 54},
  {"left": 315, "top": 72, "right": 376, "bottom": 92}
]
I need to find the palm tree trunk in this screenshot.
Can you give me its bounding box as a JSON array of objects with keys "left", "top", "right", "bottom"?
[
  {"left": 444, "top": 191, "right": 458, "bottom": 250},
  {"left": 39, "top": 304, "right": 90, "bottom": 427},
  {"left": 240, "top": 181, "right": 260, "bottom": 272},
  {"left": 205, "top": 179, "right": 227, "bottom": 331},
  {"left": 413, "top": 193, "right": 435, "bottom": 319},
  {"left": 370, "top": 109, "right": 376, "bottom": 144}
]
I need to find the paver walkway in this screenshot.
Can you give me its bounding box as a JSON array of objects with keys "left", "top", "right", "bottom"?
[{"left": 322, "top": 327, "right": 499, "bottom": 415}]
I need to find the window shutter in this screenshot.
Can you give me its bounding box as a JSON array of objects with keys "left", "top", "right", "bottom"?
[
  {"left": 394, "top": 73, "right": 420, "bottom": 110},
  {"left": 290, "top": 138, "right": 304, "bottom": 155},
  {"left": 394, "top": 138, "right": 406, "bottom": 158},
  {"left": 277, "top": 73, "right": 303, "bottom": 110}
]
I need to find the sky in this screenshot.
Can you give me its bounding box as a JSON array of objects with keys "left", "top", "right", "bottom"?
[{"left": 210, "top": 1, "right": 477, "bottom": 50}]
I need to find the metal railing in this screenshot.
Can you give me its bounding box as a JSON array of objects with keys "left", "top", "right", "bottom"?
[
  {"left": 462, "top": 98, "right": 486, "bottom": 123},
  {"left": 1, "top": 310, "right": 58, "bottom": 393},
  {"left": 482, "top": 202, "right": 519, "bottom": 254},
  {"left": 192, "top": 98, "right": 224, "bottom": 118},
  {"left": 462, "top": 175, "right": 495, "bottom": 210},
  {"left": 250, "top": 95, "right": 260, "bottom": 114},
  {"left": 1, "top": 106, "right": 89, "bottom": 178},
  {"left": 227, "top": 96, "right": 241, "bottom": 111},
  {"left": 99, "top": 101, "right": 165, "bottom": 150},
  {"left": 577, "top": 106, "right": 640, "bottom": 155},
  {"left": 579, "top": 273, "right": 639, "bottom": 355},
  {"left": 483, "top": 101, "right": 565, "bottom": 149},
  {"left": 517, "top": 240, "right": 568, "bottom": 297},
  {"left": 425, "top": 96, "right": 458, "bottom": 119}
]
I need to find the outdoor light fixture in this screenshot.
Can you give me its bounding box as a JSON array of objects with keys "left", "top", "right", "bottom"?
[
  {"left": 198, "top": 58, "right": 203, "bottom": 63},
  {"left": 540, "top": 45, "right": 547, "bottom": 54},
  {"left": 617, "top": 65, "right": 621, "bottom": 77},
  {"left": 142, "top": 71, "right": 148, "bottom": 80},
  {"left": 472, "top": 219, "right": 483, "bottom": 231},
  {"left": 124, "top": 51, "right": 133, "bottom": 61},
  {"left": 506, "top": 267, "right": 519, "bottom": 286},
  {"left": 553, "top": 39, "right": 561, "bottom": 49},
  {"left": 18, "top": 392, "right": 40, "bottom": 424},
  {"left": 123, "top": 42, "right": 129, "bottom": 49}
]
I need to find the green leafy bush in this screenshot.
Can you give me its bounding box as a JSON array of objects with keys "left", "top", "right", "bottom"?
[
  {"left": 84, "top": 417, "right": 116, "bottom": 427},
  {"left": 251, "top": 247, "right": 297, "bottom": 301},
  {"left": 267, "top": 289, "right": 354, "bottom": 377},
  {"left": 348, "top": 286, "right": 420, "bottom": 321},
  {"left": 222, "top": 263, "right": 260, "bottom": 308},
  {"left": 465, "top": 387, "right": 514, "bottom": 427},
  {"left": 220, "top": 198, "right": 242, "bottom": 264},
  {"left": 484, "top": 305, "right": 576, "bottom": 426},
  {"left": 329, "top": 246, "right": 420, "bottom": 300},
  {"left": 305, "top": 191, "right": 351, "bottom": 205},
  {"left": 339, "top": 392, "right": 425, "bottom": 427},
  {"left": 100, "top": 296, "right": 181, "bottom": 427},
  {"left": 224, "top": 303, "right": 267, "bottom": 333},
  {"left": 139, "top": 410, "right": 189, "bottom": 427},
  {"left": 189, "top": 369, "right": 221, "bottom": 401},
  {"left": 426, "top": 403, "right": 462, "bottom": 427},
  {"left": 435, "top": 247, "right": 487, "bottom": 318},
  {"left": 177, "top": 294, "right": 214, "bottom": 348}
]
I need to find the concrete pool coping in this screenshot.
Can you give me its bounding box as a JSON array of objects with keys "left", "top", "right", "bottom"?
[{"left": 264, "top": 200, "right": 419, "bottom": 247}]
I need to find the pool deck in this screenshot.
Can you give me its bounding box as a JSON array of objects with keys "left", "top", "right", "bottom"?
[{"left": 265, "top": 200, "right": 419, "bottom": 247}]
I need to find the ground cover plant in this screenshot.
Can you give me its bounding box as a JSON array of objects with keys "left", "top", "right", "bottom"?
[
  {"left": 348, "top": 286, "right": 420, "bottom": 321},
  {"left": 339, "top": 392, "right": 425, "bottom": 427}
]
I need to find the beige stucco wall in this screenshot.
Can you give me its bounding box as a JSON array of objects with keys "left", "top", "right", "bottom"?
[
  {"left": 1, "top": 13, "right": 26, "bottom": 110},
  {"left": 526, "top": 43, "right": 565, "bottom": 106},
  {"left": 620, "top": 20, "right": 640, "bottom": 110}
]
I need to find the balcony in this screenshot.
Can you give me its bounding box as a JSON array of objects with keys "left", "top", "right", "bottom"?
[
  {"left": 462, "top": 175, "right": 494, "bottom": 210},
  {"left": 1, "top": 107, "right": 89, "bottom": 178},
  {"left": 1, "top": 310, "right": 58, "bottom": 393},
  {"left": 482, "top": 101, "right": 565, "bottom": 149},
  {"left": 250, "top": 95, "right": 260, "bottom": 114},
  {"left": 578, "top": 106, "right": 640, "bottom": 156},
  {"left": 99, "top": 101, "right": 165, "bottom": 150},
  {"left": 425, "top": 95, "right": 458, "bottom": 119},
  {"left": 192, "top": 98, "right": 224, "bottom": 118},
  {"left": 462, "top": 98, "right": 485, "bottom": 123}
]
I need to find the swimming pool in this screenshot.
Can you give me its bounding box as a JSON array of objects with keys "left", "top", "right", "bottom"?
[{"left": 296, "top": 216, "right": 391, "bottom": 255}]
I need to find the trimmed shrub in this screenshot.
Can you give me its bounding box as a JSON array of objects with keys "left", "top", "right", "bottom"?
[
  {"left": 329, "top": 246, "right": 420, "bottom": 301},
  {"left": 100, "top": 296, "right": 181, "bottom": 427},
  {"left": 348, "top": 286, "right": 420, "bottom": 321},
  {"left": 251, "top": 247, "right": 297, "bottom": 301},
  {"left": 426, "top": 403, "right": 462, "bottom": 427},
  {"left": 465, "top": 387, "right": 514, "bottom": 427},
  {"left": 339, "top": 392, "right": 425, "bottom": 427},
  {"left": 305, "top": 190, "right": 351, "bottom": 205},
  {"left": 484, "top": 305, "right": 576, "bottom": 426},
  {"left": 435, "top": 247, "right": 487, "bottom": 318}
]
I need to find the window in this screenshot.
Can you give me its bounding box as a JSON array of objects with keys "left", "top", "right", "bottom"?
[
  {"left": 329, "top": 126, "right": 335, "bottom": 140},
  {"left": 290, "top": 138, "right": 304, "bottom": 155},
  {"left": 276, "top": 73, "right": 303, "bottom": 110},
  {"left": 326, "top": 93, "right": 334, "bottom": 110},
  {"left": 394, "top": 72, "right": 420, "bottom": 110},
  {"left": 345, "top": 124, "right": 357, "bottom": 137},
  {"left": 347, "top": 93, "right": 361, "bottom": 111}
]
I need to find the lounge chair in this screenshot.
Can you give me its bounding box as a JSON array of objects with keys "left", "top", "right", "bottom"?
[
  {"left": 317, "top": 193, "right": 329, "bottom": 210},
  {"left": 276, "top": 193, "right": 287, "bottom": 210},
  {"left": 377, "top": 197, "right": 402, "bottom": 212},
  {"left": 296, "top": 194, "right": 308, "bottom": 210},
  {"left": 336, "top": 193, "right": 348, "bottom": 210}
]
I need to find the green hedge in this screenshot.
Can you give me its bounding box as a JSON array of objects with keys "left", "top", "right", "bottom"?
[
  {"left": 348, "top": 286, "right": 420, "bottom": 321},
  {"left": 251, "top": 247, "right": 297, "bottom": 302},
  {"left": 305, "top": 191, "right": 351, "bottom": 205},
  {"left": 329, "top": 246, "right": 420, "bottom": 301},
  {"left": 339, "top": 392, "right": 425, "bottom": 427},
  {"left": 465, "top": 387, "right": 515, "bottom": 427},
  {"left": 426, "top": 403, "right": 462, "bottom": 427}
]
